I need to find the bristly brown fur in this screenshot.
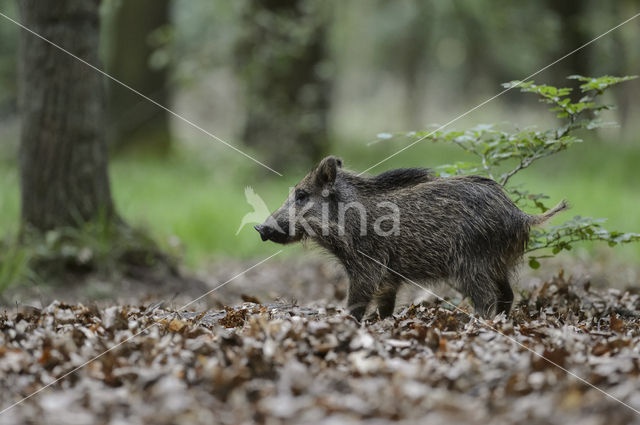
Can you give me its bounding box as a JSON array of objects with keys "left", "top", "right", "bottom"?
[{"left": 369, "top": 168, "right": 435, "bottom": 190}]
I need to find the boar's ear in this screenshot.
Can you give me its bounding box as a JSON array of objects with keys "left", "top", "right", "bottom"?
[{"left": 315, "top": 156, "right": 342, "bottom": 186}]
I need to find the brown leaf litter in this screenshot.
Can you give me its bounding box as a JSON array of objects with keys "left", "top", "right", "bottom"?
[{"left": 0, "top": 273, "right": 639, "bottom": 425}]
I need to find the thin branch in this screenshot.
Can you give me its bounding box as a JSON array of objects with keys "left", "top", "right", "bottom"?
[
  {"left": 500, "top": 156, "right": 533, "bottom": 186},
  {"left": 481, "top": 154, "right": 495, "bottom": 180},
  {"left": 500, "top": 145, "right": 563, "bottom": 186}
]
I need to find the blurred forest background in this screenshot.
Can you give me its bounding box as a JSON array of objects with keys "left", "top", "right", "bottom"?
[
  {"left": 2, "top": 4, "right": 640, "bottom": 422},
  {"left": 0, "top": 0, "right": 639, "bottom": 273}
]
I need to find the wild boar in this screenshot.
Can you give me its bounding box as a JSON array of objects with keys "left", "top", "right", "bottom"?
[{"left": 255, "top": 156, "right": 567, "bottom": 321}]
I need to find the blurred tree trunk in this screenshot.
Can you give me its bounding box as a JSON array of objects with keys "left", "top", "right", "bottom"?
[
  {"left": 0, "top": 0, "right": 18, "bottom": 118},
  {"left": 452, "top": 0, "right": 510, "bottom": 93},
  {"left": 17, "top": 0, "right": 115, "bottom": 232},
  {"left": 546, "top": 0, "right": 590, "bottom": 84},
  {"left": 398, "top": 2, "right": 430, "bottom": 129},
  {"left": 235, "top": 0, "right": 332, "bottom": 171},
  {"left": 610, "top": 0, "right": 638, "bottom": 132},
  {"left": 105, "top": 0, "right": 172, "bottom": 156}
]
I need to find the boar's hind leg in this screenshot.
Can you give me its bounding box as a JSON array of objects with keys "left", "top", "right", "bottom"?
[
  {"left": 461, "top": 274, "right": 501, "bottom": 318},
  {"left": 465, "top": 275, "right": 513, "bottom": 318},
  {"left": 496, "top": 278, "right": 514, "bottom": 316}
]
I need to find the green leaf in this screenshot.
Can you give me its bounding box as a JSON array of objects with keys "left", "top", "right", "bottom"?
[
  {"left": 528, "top": 257, "right": 541, "bottom": 269},
  {"left": 571, "top": 75, "right": 638, "bottom": 93}
]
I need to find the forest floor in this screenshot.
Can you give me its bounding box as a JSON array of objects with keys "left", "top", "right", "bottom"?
[{"left": 1, "top": 259, "right": 640, "bottom": 424}]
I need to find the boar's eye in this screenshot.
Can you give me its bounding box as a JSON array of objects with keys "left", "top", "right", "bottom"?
[{"left": 295, "top": 189, "right": 309, "bottom": 203}]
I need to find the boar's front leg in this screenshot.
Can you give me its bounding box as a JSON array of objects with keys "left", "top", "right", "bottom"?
[{"left": 346, "top": 276, "right": 376, "bottom": 322}]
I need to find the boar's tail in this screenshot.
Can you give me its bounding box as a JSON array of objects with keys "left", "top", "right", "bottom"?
[{"left": 528, "top": 200, "right": 569, "bottom": 226}]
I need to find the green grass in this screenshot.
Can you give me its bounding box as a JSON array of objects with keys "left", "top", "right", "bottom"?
[
  {"left": 1, "top": 136, "right": 639, "bottom": 267},
  {"left": 109, "top": 151, "right": 304, "bottom": 265}
]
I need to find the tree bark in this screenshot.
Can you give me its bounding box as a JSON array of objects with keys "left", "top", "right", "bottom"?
[
  {"left": 235, "top": 0, "right": 332, "bottom": 171},
  {"left": 105, "top": 0, "right": 172, "bottom": 155},
  {"left": 18, "top": 0, "right": 115, "bottom": 232}
]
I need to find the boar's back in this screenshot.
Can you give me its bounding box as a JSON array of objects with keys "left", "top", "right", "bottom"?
[{"left": 370, "top": 168, "right": 434, "bottom": 191}]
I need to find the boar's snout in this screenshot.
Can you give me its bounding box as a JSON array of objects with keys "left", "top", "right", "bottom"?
[
  {"left": 254, "top": 224, "right": 271, "bottom": 241},
  {"left": 254, "top": 223, "right": 290, "bottom": 244}
]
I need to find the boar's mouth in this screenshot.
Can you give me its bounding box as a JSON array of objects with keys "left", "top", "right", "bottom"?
[{"left": 254, "top": 223, "right": 301, "bottom": 244}]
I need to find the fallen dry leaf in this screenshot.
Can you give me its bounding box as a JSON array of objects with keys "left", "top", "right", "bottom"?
[{"left": 168, "top": 318, "right": 187, "bottom": 333}]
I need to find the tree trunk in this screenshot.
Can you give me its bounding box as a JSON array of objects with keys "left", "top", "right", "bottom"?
[
  {"left": 546, "top": 0, "right": 590, "bottom": 85},
  {"left": 18, "top": 0, "right": 115, "bottom": 232},
  {"left": 610, "top": 0, "right": 638, "bottom": 133},
  {"left": 452, "top": 0, "right": 510, "bottom": 94},
  {"left": 235, "top": 0, "right": 332, "bottom": 171},
  {"left": 105, "top": 0, "right": 172, "bottom": 155},
  {"left": 397, "top": 2, "right": 431, "bottom": 129}
]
